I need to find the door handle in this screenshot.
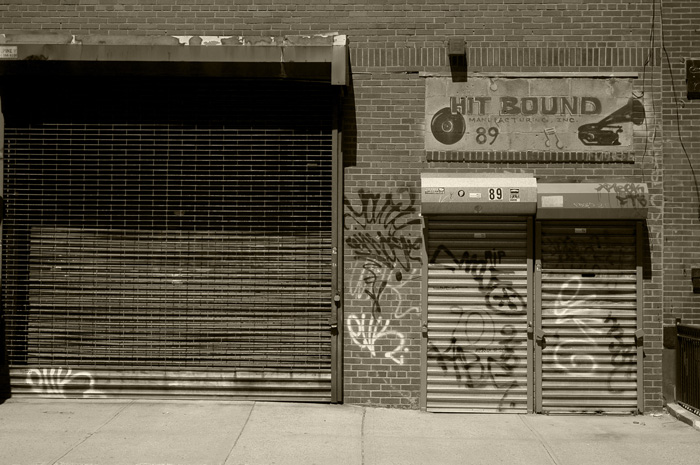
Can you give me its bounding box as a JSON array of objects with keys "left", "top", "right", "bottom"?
[
  {"left": 535, "top": 329, "right": 545, "bottom": 343},
  {"left": 329, "top": 293, "right": 341, "bottom": 329},
  {"left": 528, "top": 322, "right": 545, "bottom": 343}
]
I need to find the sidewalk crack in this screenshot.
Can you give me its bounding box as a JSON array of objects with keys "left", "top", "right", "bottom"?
[
  {"left": 223, "top": 401, "right": 256, "bottom": 464},
  {"left": 518, "top": 415, "right": 561, "bottom": 465},
  {"left": 360, "top": 407, "right": 367, "bottom": 465},
  {"left": 49, "top": 400, "right": 135, "bottom": 465}
]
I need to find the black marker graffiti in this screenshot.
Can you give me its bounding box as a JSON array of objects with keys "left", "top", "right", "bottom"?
[
  {"left": 605, "top": 314, "right": 636, "bottom": 392},
  {"left": 596, "top": 182, "right": 648, "bottom": 208},
  {"left": 428, "top": 310, "right": 523, "bottom": 411},
  {"left": 344, "top": 188, "right": 422, "bottom": 272},
  {"left": 345, "top": 189, "right": 423, "bottom": 366},
  {"left": 427, "top": 242, "right": 526, "bottom": 410},
  {"left": 354, "top": 257, "right": 419, "bottom": 317},
  {"left": 543, "top": 234, "right": 627, "bottom": 270},
  {"left": 429, "top": 245, "right": 525, "bottom": 314}
]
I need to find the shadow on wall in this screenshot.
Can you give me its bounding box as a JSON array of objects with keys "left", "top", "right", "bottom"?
[
  {"left": 662, "top": 324, "right": 677, "bottom": 406},
  {"left": 341, "top": 61, "right": 357, "bottom": 168},
  {"left": 641, "top": 222, "right": 653, "bottom": 280},
  {"left": 449, "top": 54, "right": 468, "bottom": 83}
]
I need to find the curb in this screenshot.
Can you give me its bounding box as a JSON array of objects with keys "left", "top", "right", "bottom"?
[{"left": 666, "top": 402, "right": 700, "bottom": 432}]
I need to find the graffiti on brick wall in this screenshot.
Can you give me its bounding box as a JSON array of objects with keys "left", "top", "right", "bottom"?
[
  {"left": 349, "top": 258, "right": 421, "bottom": 319},
  {"left": 345, "top": 188, "right": 422, "bottom": 365},
  {"left": 346, "top": 258, "right": 419, "bottom": 365},
  {"left": 427, "top": 245, "right": 526, "bottom": 411},
  {"left": 344, "top": 188, "right": 422, "bottom": 272},
  {"left": 347, "top": 313, "right": 408, "bottom": 365},
  {"left": 26, "top": 368, "right": 105, "bottom": 398}
]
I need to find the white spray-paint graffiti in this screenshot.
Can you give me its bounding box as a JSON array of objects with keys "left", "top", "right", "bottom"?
[
  {"left": 344, "top": 189, "right": 422, "bottom": 365},
  {"left": 550, "top": 277, "right": 636, "bottom": 389},
  {"left": 551, "top": 277, "right": 601, "bottom": 372},
  {"left": 347, "top": 313, "right": 409, "bottom": 365},
  {"left": 26, "top": 368, "right": 105, "bottom": 398},
  {"left": 349, "top": 258, "right": 421, "bottom": 319},
  {"left": 346, "top": 258, "right": 420, "bottom": 365}
]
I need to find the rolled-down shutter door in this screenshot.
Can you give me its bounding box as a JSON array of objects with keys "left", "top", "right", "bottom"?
[
  {"left": 1, "top": 77, "right": 334, "bottom": 400},
  {"left": 537, "top": 221, "right": 640, "bottom": 413},
  {"left": 426, "top": 217, "right": 531, "bottom": 413}
]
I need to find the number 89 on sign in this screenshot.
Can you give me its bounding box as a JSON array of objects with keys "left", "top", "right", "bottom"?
[{"left": 488, "top": 188, "right": 503, "bottom": 200}]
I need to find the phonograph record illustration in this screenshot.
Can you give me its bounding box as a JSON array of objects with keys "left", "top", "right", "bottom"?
[{"left": 425, "top": 77, "right": 645, "bottom": 152}]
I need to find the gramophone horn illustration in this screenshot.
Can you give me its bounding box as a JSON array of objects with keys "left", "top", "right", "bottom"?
[
  {"left": 577, "top": 98, "right": 645, "bottom": 146},
  {"left": 430, "top": 107, "right": 466, "bottom": 145}
]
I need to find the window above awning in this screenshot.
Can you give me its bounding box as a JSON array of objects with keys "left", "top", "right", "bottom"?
[{"left": 0, "top": 33, "right": 349, "bottom": 85}]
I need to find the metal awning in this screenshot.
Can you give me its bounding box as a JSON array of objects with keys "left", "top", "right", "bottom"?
[
  {"left": 421, "top": 176, "right": 649, "bottom": 219},
  {"left": 0, "top": 33, "right": 349, "bottom": 85},
  {"left": 421, "top": 173, "right": 537, "bottom": 215},
  {"left": 537, "top": 182, "right": 648, "bottom": 219}
]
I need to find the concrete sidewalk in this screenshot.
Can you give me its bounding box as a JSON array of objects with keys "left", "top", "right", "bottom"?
[{"left": 1, "top": 399, "right": 699, "bottom": 465}]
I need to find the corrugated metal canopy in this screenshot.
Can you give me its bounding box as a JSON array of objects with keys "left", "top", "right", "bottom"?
[
  {"left": 0, "top": 33, "right": 349, "bottom": 84},
  {"left": 537, "top": 183, "right": 648, "bottom": 219}
]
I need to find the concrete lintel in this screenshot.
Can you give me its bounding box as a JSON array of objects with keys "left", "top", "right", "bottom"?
[
  {"left": 0, "top": 33, "right": 349, "bottom": 85},
  {"left": 420, "top": 71, "right": 640, "bottom": 79},
  {"left": 0, "top": 33, "right": 341, "bottom": 48},
  {"left": 1, "top": 43, "right": 331, "bottom": 64}
]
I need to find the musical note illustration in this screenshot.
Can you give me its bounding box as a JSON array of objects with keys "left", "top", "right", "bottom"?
[{"left": 544, "top": 127, "right": 564, "bottom": 149}]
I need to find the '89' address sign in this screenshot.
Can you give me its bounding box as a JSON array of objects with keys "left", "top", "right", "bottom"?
[{"left": 425, "top": 77, "right": 645, "bottom": 153}]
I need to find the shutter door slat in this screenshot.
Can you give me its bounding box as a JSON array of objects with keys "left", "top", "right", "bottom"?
[
  {"left": 539, "top": 222, "right": 638, "bottom": 414},
  {"left": 2, "top": 77, "right": 333, "bottom": 400},
  {"left": 426, "top": 217, "right": 529, "bottom": 413}
]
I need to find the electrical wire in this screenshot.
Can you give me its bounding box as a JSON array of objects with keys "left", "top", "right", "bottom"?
[
  {"left": 660, "top": 0, "right": 700, "bottom": 219},
  {"left": 640, "top": 0, "right": 657, "bottom": 187}
]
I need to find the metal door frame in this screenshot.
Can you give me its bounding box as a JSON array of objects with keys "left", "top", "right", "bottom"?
[
  {"left": 331, "top": 87, "right": 344, "bottom": 403},
  {"left": 1, "top": 80, "right": 341, "bottom": 402},
  {"left": 635, "top": 221, "right": 644, "bottom": 413},
  {"left": 420, "top": 215, "right": 534, "bottom": 412},
  {"left": 534, "top": 221, "right": 544, "bottom": 413},
  {"left": 533, "top": 220, "right": 644, "bottom": 414}
]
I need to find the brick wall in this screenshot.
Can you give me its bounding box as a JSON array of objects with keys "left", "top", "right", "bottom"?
[
  {"left": 340, "top": 2, "right": 664, "bottom": 411},
  {"left": 660, "top": 0, "right": 700, "bottom": 328},
  {"left": 0, "top": 1, "right": 654, "bottom": 48},
  {"left": 0, "top": 1, "right": 672, "bottom": 412}
]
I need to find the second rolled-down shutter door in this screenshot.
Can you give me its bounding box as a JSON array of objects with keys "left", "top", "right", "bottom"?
[
  {"left": 426, "top": 217, "right": 531, "bottom": 413},
  {"left": 537, "top": 221, "right": 639, "bottom": 413}
]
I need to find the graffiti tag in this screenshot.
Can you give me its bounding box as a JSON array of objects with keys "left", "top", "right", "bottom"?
[
  {"left": 26, "top": 368, "right": 104, "bottom": 398},
  {"left": 347, "top": 313, "right": 408, "bottom": 365},
  {"left": 344, "top": 188, "right": 422, "bottom": 271}
]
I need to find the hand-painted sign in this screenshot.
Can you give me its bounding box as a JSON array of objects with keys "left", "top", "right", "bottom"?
[{"left": 425, "top": 77, "right": 645, "bottom": 152}]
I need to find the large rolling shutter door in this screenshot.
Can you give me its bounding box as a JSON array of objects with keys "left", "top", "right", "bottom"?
[
  {"left": 426, "top": 217, "right": 531, "bottom": 413},
  {"left": 1, "top": 77, "right": 334, "bottom": 400},
  {"left": 537, "top": 221, "right": 639, "bottom": 413}
]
